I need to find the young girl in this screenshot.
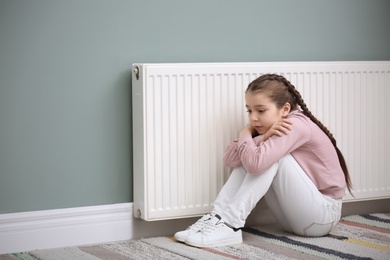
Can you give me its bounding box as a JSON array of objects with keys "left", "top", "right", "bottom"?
[{"left": 174, "top": 73, "right": 352, "bottom": 248}]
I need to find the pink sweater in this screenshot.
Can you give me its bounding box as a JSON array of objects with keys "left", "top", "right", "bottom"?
[{"left": 223, "top": 110, "right": 346, "bottom": 199}]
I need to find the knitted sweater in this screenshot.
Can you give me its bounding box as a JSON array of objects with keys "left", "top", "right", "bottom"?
[{"left": 223, "top": 110, "right": 346, "bottom": 199}]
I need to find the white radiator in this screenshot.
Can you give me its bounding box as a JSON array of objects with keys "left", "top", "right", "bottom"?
[{"left": 132, "top": 61, "right": 390, "bottom": 221}]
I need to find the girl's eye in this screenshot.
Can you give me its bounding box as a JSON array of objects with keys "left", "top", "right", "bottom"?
[
  {"left": 246, "top": 110, "right": 252, "bottom": 113},
  {"left": 258, "top": 110, "right": 265, "bottom": 113}
]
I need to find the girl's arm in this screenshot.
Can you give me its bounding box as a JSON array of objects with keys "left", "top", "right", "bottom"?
[
  {"left": 223, "top": 139, "right": 242, "bottom": 168},
  {"left": 258, "top": 118, "right": 292, "bottom": 142},
  {"left": 223, "top": 125, "right": 261, "bottom": 168},
  {"left": 223, "top": 119, "right": 292, "bottom": 168},
  {"left": 237, "top": 116, "right": 310, "bottom": 174}
]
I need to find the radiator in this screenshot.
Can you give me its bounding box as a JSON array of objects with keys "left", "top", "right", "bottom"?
[{"left": 132, "top": 61, "right": 390, "bottom": 221}]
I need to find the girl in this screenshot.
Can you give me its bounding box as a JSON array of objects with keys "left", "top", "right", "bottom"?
[{"left": 174, "top": 73, "right": 352, "bottom": 248}]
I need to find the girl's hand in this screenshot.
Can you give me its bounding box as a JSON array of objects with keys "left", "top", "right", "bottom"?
[
  {"left": 239, "top": 124, "right": 258, "bottom": 138},
  {"left": 261, "top": 118, "right": 293, "bottom": 142}
]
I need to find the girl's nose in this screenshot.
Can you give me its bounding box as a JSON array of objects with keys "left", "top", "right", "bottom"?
[{"left": 250, "top": 113, "right": 258, "bottom": 121}]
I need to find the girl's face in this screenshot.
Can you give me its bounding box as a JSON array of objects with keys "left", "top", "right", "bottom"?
[{"left": 245, "top": 92, "right": 290, "bottom": 135}]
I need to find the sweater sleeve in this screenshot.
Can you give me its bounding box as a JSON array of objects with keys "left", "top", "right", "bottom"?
[
  {"left": 236, "top": 115, "right": 311, "bottom": 174},
  {"left": 223, "top": 136, "right": 262, "bottom": 168},
  {"left": 223, "top": 139, "right": 242, "bottom": 168}
]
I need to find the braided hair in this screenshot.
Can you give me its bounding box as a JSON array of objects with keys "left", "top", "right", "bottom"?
[{"left": 246, "top": 73, "right": 352, "bottom": 194}]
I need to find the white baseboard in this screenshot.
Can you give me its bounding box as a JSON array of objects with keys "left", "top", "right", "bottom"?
[
  {"left": 0, "top": 203, "right": 215, "bottom": 254},
  {"left": 0, "top": 203, "right": 135, "bottom": 254}
]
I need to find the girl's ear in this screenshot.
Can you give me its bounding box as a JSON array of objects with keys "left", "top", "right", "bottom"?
[{"left": 282, "top": 102, "right": 291, "bottom": 117}]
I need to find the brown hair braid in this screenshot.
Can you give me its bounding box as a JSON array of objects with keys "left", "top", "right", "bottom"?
[{"left": 246, "top": 73, "right": 352, "bottom": 194}]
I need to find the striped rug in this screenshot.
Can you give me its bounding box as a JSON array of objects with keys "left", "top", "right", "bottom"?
[{"left": 2, "top": 213, "right": 389, "bottom": 260}]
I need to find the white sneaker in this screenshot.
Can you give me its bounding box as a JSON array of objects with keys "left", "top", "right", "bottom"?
[
  {"left": 174, "top": 213, "right": 213, "bottom": 242},
  {"left": 185, "top": 214, "right": 242, "bottom": 248}
]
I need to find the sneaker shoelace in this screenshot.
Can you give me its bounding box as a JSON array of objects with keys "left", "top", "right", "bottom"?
[
  {"left": 200, "top": 216, "right": 224, "bottom": 235},
  {"left": 201, "top": 223, "right": 219, "bottom": 235},
  {"left": 200, "top": 214, "right": 240, "bottom": 235},
  {"left": 187, "top": 214, "right": 211, "bottom": 231}
]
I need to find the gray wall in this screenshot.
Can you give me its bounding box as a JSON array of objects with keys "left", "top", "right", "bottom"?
[{"left": 0, "top": 0, "right": 389, "bottom": 214}]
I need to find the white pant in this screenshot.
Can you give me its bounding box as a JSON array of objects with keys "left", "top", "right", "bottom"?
[{"left": 212, "top": 154, "right": 342, "bottom": 236}]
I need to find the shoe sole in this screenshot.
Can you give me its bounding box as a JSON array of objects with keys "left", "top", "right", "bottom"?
[
  {"left": 174, "top": 235, "right": 186, "bottom": 243},
  {"left": 185, "top": 237, "right": 243, "bottom": 248}
]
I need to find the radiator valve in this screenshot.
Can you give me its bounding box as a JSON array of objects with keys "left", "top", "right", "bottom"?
[{"left": 133, "top": 66, "right": 140, "bottom": 80}]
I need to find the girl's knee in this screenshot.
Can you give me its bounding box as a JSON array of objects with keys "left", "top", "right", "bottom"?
[{"left": 298, "top": 221, "right": 335, "bottom": 237}]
